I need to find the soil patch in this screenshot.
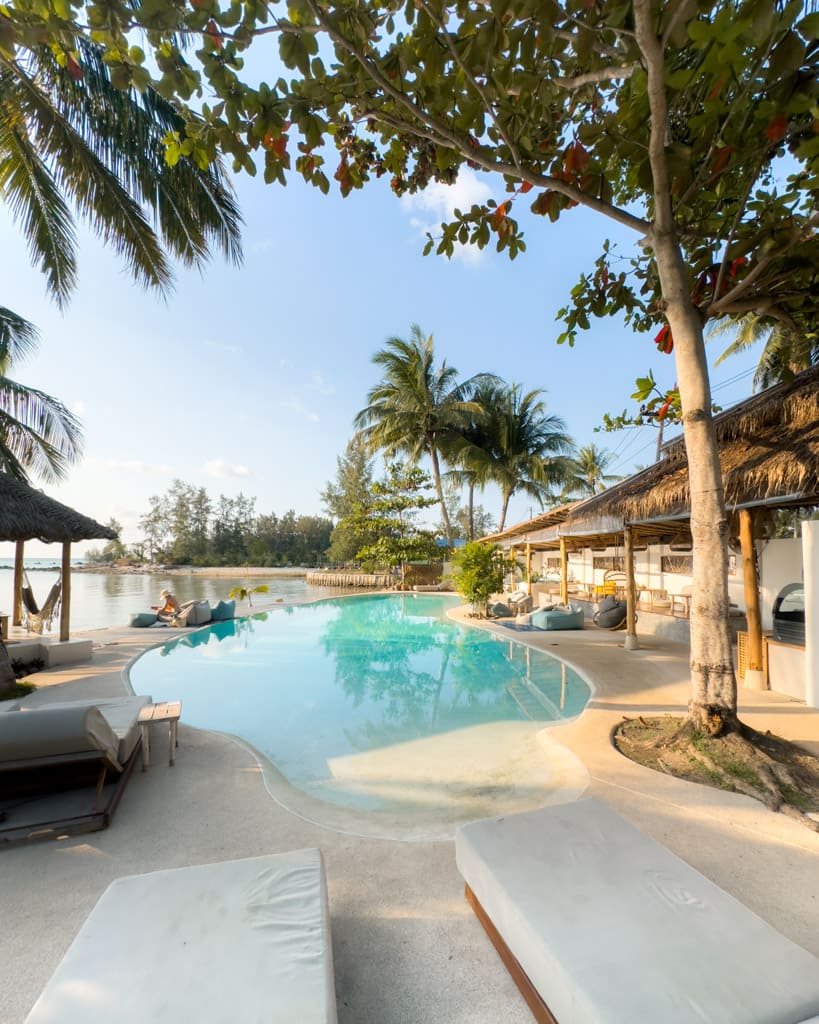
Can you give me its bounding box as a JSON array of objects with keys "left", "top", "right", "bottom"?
[{"left": 615, "top": 716, "right": 819, "bottom": 831}]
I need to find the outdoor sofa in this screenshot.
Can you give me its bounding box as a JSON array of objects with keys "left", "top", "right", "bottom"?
[
  {"left": 529, "top": 604, "right": 584, "bottom": 630},
  {"left": 456, "top": 798, "right": 819, "bottom": 1024},
  {"left": 24, "top": 848, "right": 338, "bottom": 1023}
]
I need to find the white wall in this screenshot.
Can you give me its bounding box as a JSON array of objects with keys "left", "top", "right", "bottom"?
[
  {"left": 759, "top": 537, "right": 803, "bottom": 632},
  {"left": 803, "top": 521, "right": 818, "bottom": 709}
]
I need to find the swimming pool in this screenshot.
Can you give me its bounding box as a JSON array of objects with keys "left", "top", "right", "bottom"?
[{"left": 129, "top": 593, "right": 591, "bottom": 823}]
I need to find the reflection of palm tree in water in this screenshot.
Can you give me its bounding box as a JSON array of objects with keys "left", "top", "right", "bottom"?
[{"left": 318, "top": 596, "right": 523, "bottom": 752}]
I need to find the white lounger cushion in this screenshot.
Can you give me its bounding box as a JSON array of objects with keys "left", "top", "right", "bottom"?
[
  {"left": 25, "top": 848, "right": 337, "bottom": 1024},
  {"left": 456, "top": 799, "right": 819, "bottom": 1024}
]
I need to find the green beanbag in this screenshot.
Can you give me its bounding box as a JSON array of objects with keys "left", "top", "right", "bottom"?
[
  {"left": 130, "top": 612, "right": 158, "bottom": 628},
  {"left": 209, "top": 599, "right": 236, "bottom": 621}
]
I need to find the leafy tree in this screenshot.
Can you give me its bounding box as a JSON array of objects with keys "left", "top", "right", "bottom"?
[
  {"left": 0, "top": 37, "right": 242, "bottom": 337},
  {"left": 320, "top": 434, "right": 374, "bottom": 520},
  {"left": 139, "top": 495, "right": 167, "bottom": 564},
  {"left": 354, "top": 326, "right": 493, "bottom": 546},
  {"left": 343, "top": 462, "right": 439, "bottom": 584},
  {"left": 33, "top": 0, "right": 819, "bottom": 729},
  {"left": 451, "top": 542, "right": 508, "bottom": 617},
  {"left": 455, "top": 504, "right": 496, "bottom": 541}
]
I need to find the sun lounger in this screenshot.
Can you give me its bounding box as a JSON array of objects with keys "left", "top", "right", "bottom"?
[
  {"left": 456, "top": 798, "right": 819, "bottom": 1024},
  {"left": 0, "top": 696, "right": 153, "bottom": 844},
  {"left": 24, "top": 848, "right": 338, "bottom": 1023}
]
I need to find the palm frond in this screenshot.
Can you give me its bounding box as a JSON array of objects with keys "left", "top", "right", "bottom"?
[
  {"left": 0, "top": 375, "right": 84, "bottom": 482},
  {"left": 0, "top": 307, "right": 39, "bottom": 369}
]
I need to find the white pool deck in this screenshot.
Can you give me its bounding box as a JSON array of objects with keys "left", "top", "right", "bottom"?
[{"left": 2, "top": 600, "right": 818, "bottom": 1024}]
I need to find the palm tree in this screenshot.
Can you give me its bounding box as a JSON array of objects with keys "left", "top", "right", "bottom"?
[
  {"left": 354, "top": 326, "right": 494, "bottom": 545},
  {"left": 456, "top": 383, "right": 575, "bottom": 532},
  {"left": 571, "top": 443, "right": 621, "bottom": 497},
  {"left": 710, "top": 315, "right": 818, "bottom": 390},
  {"left": 0, "top": 309, "right": 82, "bottom": 482},
  {"left": 1, "top": 38, "right": 242, "bottom": 327}
]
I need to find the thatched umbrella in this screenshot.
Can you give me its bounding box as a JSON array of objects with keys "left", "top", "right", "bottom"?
[{"left": 0, "top": 473, "right": 116, "bottom": 645}]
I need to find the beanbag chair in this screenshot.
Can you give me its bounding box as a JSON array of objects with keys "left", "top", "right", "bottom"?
[
  {"left": 209, "top": 599, "right": 236, "bottom": 621},
  {"left": 130, "top": 612, "right": 158, "bottom": 628}
]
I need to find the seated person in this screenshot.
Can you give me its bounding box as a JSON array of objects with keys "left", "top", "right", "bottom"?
[{"left": 152, "top": 589, "right": 181, "bottom": 622}]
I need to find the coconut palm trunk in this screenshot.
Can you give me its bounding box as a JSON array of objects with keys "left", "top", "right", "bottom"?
[
  {"left": 637, "top": 0, "right": 736, "bottom": 730},
  {"left": 429, "top": 447, "right": 452, "bottom": 547}
]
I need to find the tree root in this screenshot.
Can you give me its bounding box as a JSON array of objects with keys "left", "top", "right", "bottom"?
[{"left": 779, "top": 804, "right": 819, "bottom": 834}]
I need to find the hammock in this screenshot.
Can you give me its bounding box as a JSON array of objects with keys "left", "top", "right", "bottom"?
[{"left": 23, "top": 572, "right": 61, "bottom": 634}]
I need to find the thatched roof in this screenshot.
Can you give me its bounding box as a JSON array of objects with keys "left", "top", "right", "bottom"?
[
  {"left": 0, "top": 474, "right": 117, "bottom": 543},
  {"left": 569, "top": 365, "right": 819, "bottom": 526},
  {"left": 482, "top": 502, "right": 578, "bottom": 544}
]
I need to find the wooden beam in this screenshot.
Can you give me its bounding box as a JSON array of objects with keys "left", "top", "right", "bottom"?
[
  {"left": 526, "top": 543, "right": 532, "bottom": 593},
  {"left": 13, "top": 540, "right": 24, "bottom": 626},
  {"left": 559, "top": 537, "right": 568, "bottom": 605},
  {"left": 624, "top": 527, "right": 639, "bottom": 651},
  {"left": 60, "top": 542, "right": 71, "bottom": 642},
  {"left": 739, "top": 509, "right": 764, "bottom": 677}
]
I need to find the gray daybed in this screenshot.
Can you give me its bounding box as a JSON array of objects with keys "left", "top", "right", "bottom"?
[{"left": 456, "top": 798, "right": 819, "bottom": 1024}]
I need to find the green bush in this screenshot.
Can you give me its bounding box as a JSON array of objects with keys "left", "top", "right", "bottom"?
[{"left": 451, "top": 543, "right": 509, "bottom": 616}]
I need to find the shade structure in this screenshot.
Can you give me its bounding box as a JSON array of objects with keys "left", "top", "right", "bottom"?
[{"left": 0, "top": 473, "right": 116, "bottom": 544}]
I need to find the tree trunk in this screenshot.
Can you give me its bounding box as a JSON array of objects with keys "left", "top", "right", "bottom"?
[
  {"left": 498, "top": 491, "right": 511, "bottom": 533},
  {"left": 429, "top": 446, "right": 452, "bottom": 547},
  {"left": 467, "top": 482, "right": 475, "bottom": 541},
  {"left": 636, "top": 0, "right": 737, "bottom": 730},
  {"left": 0, "top": 640, "right": 17, "bottom": 696}
]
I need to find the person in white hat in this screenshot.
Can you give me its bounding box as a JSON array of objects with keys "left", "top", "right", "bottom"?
[{"left": 152, "top": 588, "right": 181, "bottom": 622}]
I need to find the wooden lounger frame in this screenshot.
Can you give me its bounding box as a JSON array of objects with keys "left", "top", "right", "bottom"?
[
  {"left": 465, "top": 883, "right": 558, "bottom": 1024},
  {"left": 0, "top": 741, "right": 140, "bottom": 845}
]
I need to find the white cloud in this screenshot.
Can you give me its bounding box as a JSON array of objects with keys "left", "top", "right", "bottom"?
[
  {"left": 311, "top": 371, "right": 335, "bottom": 396},
  {"left": 401, "top": 170, "right": 493, "bottom": 265},
  {"left": 283, "top": 396, "right": 320, "bottom": 423},
  {"left": 204, "top": 339, "right": 242, "bottom": 356},
  {"left": 205, "top": 459, "right": 251, "bottom": 479},
  {"left": 85, "top": 457, "right": 172, "bottom": 475}
]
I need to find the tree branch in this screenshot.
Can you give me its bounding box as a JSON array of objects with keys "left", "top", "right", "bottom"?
[{"left": 554, "top": 64, "right": 639, "bottom": 90}]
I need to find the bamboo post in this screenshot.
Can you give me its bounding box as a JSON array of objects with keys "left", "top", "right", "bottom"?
[
  {"left": 525, "top": 543, "right": 532, "bottom": 594},
  {"left": 13, "top": 539, "right": 24, "bottom": 626},
  {"left": 739, "top": 509, "right": 766, "bottom": 688},
  {"left": 60, "top": 541, "right": 71, "bottom": 642},
  {"left": 624, "top": 527, "right": 639, "bottom": 651},
  {"left": 559, "top": 537, "right": 569, "bottom": 605}
]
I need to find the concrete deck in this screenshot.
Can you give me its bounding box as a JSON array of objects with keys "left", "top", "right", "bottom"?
[{"left": 2, "top": 606, "right": 818, "bottom": 1024}]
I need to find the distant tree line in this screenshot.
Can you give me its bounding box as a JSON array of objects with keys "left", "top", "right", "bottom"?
[{"left": 85, "top": 479, "right": 333, "bottom": 567}]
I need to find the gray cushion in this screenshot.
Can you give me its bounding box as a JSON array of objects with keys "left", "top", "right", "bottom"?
[
  {"left": 209, "top": 599, "right": 235, "bottom": 621},
  {"left": 24, "top": 696, "right": 152, "bottom": 763},
  {"left": 0, "top": 705, "right": 120, "bottom": 769},
  {"left": 130, "top": 612, "right": 158, "bottom": 628}
]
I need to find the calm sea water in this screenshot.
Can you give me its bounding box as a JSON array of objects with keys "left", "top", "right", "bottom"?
[
  {"left": 0, "top": 561, "right": 333, "bottom": 632},
  {"left": 130, "top": 593, "right": 591, "bottom": 814}
]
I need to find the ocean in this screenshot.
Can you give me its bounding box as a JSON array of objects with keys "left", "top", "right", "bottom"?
[{"left": 0, "top": 561, "right": 335, "bottom": 633}]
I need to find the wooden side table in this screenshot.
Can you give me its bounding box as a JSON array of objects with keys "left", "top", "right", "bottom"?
[{"left": 138, "top": 701, "right": 182, "bottom": 770}]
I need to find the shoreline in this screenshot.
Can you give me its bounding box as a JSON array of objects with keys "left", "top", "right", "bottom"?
[{"left": 71, "top": 564, "right": 309, "bottom": 577}]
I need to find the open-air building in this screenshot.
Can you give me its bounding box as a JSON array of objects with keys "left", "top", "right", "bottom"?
[{"left": 484, "top": 365, "right": 819, "bottom": 708}]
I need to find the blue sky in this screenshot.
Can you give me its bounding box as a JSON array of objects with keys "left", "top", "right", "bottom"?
[{"left": 0, "top": 160, "right": 763, "bottom": 558}]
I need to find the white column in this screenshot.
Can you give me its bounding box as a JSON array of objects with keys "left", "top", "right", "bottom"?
[{"left": 803, "top": 521, "right": 818, "bottom": 709}]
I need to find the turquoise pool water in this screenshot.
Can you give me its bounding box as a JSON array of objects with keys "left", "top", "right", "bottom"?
[{"left": 129, "top": 593, "right": 590, "bottom": 814}]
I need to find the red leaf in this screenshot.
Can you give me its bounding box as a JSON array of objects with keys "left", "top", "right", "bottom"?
[
  {"left": 657, "top": 401, "right": 671, "bottom": 420},
  {"left": 765, "top": 113, "right": 788, "bottom": 142},
  {"left": 491, "top": 202, "right": 507, "bottom": 231},
  {"left": 66, "top": 55, "right": 83, "bottom": 81},
  {"left": 206, "top": 19, "right": 222, "bottom": 50},
  {"left": 710, "top": 145, "right": 735, "bottom": 176},
  {"left": 729, "top": 256, "right": 748, "bottom": 278},
  {"left": 654, "top": 325, "right": 674, "bottom": 354},
  {"left": 519, "top": 181, "right": 533, "bottom": 194}
]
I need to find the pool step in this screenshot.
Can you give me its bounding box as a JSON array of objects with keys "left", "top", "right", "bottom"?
[{"left": 506, "top": 680, "right": 561, "bottom": 721}]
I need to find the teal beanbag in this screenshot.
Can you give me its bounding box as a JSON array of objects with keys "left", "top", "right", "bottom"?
[
  {"left": 209, "top": 599, "right": 236, "bottom": 621},
  {"left": 130, "top": 611, "right": 158, "bottom": 628}
]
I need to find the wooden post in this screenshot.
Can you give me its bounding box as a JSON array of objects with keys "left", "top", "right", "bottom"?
[
  {"left": 13, "top": 539, "right": 24, "bottom": 626},
  {"left": 60, "top": 541, "right": 71, "bottom": 642},
  {"left": 525, "top": 543, "right": 532, "bottom": 594},
  {"left": 739, "top": 509, "right": 766, "bottom": 688},
  {"left": 624, "top": 527, "right": 639, "bottom": 651},
  {"left": 559, "top": 537, "right": 568, "bottom": 605}
]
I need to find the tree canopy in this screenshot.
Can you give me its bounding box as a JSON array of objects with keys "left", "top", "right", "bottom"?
[{"left": 6, "top": 0, "right": 819, "bottom": 725}]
